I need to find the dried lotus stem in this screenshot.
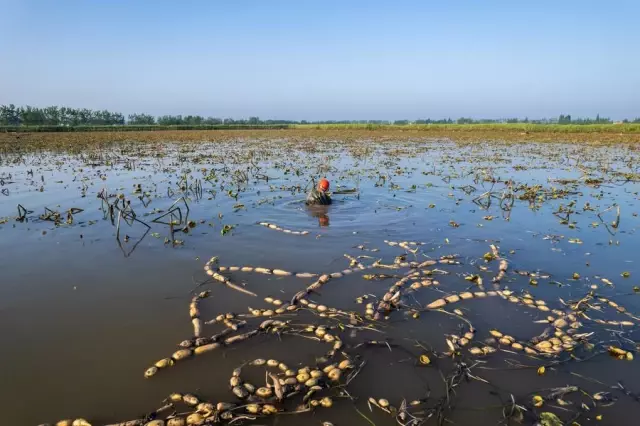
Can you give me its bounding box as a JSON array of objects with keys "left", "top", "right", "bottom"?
[
  {"left": 291, "top": 274, "right": 332, "bottom": 304},
  {"left": 49, "top": 419, "right": 93, "bottom": 426},
  {"left": 52, "top": 231, "right": 640, "bottom": 424},
  {"left": 384, "top": 240, "right": 425, "bottom": 254},
  {"left": 373, "top": 273, "right": 419, "bottom": 319},
  {"left": 104, "top": 419, "right": 145, "bottom": 426},
  {"left": 189, "top": 290, "right": 210, "bottom": 338},
  {"left": 425, "top": 289, "right": 502, "bottom": 309},
  {"left": 219, "top": 264, "right": 311, "bottom": 278},
  {"left": 489, "top": 244, "right": 509, "bottom": 283},
  {"left": 221, "top": 329, "right": 258, "bottom": 346},
  {"left": 594, "top": 296, "right": 640, "bottom": 322},
  {"left": 302, "top": 301, "right": 349, "bottom": 318},
  {"left": 374, "top": 258, "right": 453, "bottom": 270},
  {"left": 373, "top": 259, "right": 409, "bottom": 269},
  {"left": 145, "top": 323, "right": 274, "bottom": 378},
  {"left": 362, "top": 273, "right": 398, "bottom": 280},
  {"left": 344, "top": 253, "right": 365, "bottom": 269},
  {"left": 207, "top": 256, "right": 322, "bottom": 284},
  {"left": 180, "top": 324, "right": 241, "bottom": 348},
  {"left": 258, "top": 221, "right": 310, "bottom": 235},
  {"left": 204, "top": 257, "right": 257, "bottom": 297},
  {"left": 204, "top": 312, "right": 237, "bottom": 325},
  {"left": 416, "top": 259, "right": 438, "bottom": 268}
]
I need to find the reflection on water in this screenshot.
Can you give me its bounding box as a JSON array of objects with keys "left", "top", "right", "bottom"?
[
  {"left": 0, "top": 139, "right": 639, "bottom": 425},
  {"left": 307, "top": 205, "right": 331, "bottom": 227}
]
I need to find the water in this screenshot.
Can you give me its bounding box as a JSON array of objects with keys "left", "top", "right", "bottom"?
[{"left": 1, "top": 138, "right": 639, "bottom": 425}]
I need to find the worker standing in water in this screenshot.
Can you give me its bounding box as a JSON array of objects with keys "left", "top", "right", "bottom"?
[{"left": 306, "top": 178, "right": 332, "bottom": 205}]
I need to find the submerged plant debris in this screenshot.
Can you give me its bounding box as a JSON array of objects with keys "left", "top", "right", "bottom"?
[{"left": 0, "top": 132, "right": 639, "bottom": 426}]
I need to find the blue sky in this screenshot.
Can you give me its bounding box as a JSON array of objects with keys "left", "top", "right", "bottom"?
[{"left": 1, "top": 0, "right": 638, "bottom": 120}]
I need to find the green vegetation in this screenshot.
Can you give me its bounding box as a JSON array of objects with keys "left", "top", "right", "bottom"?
[
  {"left": 294, "top": 123, "right": 640, "bottom": 133},
  {"left": 0, "top": 104, "right": 296, "bottom": 128},
  {"left": 2, "top": 104, "right": 640, "bottom": 133},
  {"left": 0, "top": 104, "right": 125, "bottom": 126}
]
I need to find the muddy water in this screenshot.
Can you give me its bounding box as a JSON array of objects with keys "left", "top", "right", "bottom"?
[{"left": 1, "top": 139, "right": 640, "bottom": 425}]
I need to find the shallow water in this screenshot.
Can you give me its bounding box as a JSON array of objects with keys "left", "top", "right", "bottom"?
[{"left": 1, "top": 138, "right": 640, "bottom": 425}]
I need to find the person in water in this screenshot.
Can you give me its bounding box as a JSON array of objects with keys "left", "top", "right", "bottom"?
[{"left": 306, "top": 178, "right": 332, "bottom": 205}]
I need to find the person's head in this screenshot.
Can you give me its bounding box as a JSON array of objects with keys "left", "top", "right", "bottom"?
[{"left": 317, "top": 178, "right": 330, "bottom": 193}]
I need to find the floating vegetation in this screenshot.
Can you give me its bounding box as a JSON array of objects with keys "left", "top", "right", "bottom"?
[
  {"left": 258, "top": 221, "right": 310, "bottom": 235},
  {"left": 38, "top": 233, "right": 640, "bottom": 424},
  {"left": 2, "top": 133, "right": 640, "bottom": 425}
]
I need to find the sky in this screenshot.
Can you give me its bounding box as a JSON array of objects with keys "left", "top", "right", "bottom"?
[{"left": 1, "top": 0, "right": 639, "bottom": 120}]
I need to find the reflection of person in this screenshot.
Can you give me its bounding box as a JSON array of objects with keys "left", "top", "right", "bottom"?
[
  {"left": 306, "top": 178, "right": 332, "bottom": 206},
  {"left": 307, "top": 205, "right": 330, "bottom": 227},
  {"left": 317, "top": 213, "right": 329, "bottom": 227}
]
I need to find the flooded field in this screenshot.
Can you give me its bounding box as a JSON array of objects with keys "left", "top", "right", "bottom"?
[{"left": 1, "top": 134, "right": 640, "bottom": 426}]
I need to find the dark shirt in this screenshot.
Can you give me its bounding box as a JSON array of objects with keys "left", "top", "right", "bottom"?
[{"left": 306, "top": 188, "right": 332, "bottom": 205}]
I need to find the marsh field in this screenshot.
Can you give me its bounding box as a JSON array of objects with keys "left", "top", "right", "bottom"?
[{"left": 1, "top": 129, "right": 640, "bottom": 426}]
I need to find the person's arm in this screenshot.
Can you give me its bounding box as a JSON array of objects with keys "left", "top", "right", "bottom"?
[
  {"left": 306, "top": 188, "right": 319, "bottom": 204},
  {"left": 318, "top": 191, "right": 331, "bottom": 205}
]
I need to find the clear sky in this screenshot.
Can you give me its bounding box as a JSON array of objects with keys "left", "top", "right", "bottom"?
[{"left": 1, "top": 0, "right": 638, "bottom": 120}]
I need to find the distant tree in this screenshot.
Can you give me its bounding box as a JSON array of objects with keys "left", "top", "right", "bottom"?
[
  {"left": 157, "top": 115, "right": 184, "bottom": 125},
  {"left": 203, "top": 117, "right": 223, "bottom": 125},
  {"left": 558, "top": 114, "right": 572, "bottom": 124},
  {"left": 60, "top": 107, "right": 73, "bottom": 126},
  {"left": 42, "top": 106, "right": 60, "bottom": 125},
  {"left": 128, "top": 113, "right": 156, "bottom": 125},
  {"left": 183, "top": 115, "right": 203, "bottom": 125},
  {"left": 20, "top": 106, "right": 47, "bottom": 125},
  {"left": 112, "top": 112, "right": 126, "bottom": 125},
  {"left": 2, "top": 104, "right": 637, "bottom": 128},
  {"left": 0, "top": 104, "right": 20, "bottom": 125}
]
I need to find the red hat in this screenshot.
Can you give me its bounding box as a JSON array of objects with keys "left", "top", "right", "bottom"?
[{"left": 318, "top": 178, "right": 330, "bottom": 192}]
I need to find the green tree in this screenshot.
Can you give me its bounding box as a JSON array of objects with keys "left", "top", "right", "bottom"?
[
  {"left": 558, "top": 114, "right": 572, "bottom": 124},
  {"left": 203, "top": 117, "right": 222, "bottom": 125},
  {"left": 43, "top": 106, "right": 60, "bottom": 125},
  {"left": 0, "top": 104, "right": 20, "bottom": 125},
  {"left": 128, "top": 113, "right": 156, "bottom": 125},
  {"left": 157, "top": 115, "right": 184, "bottom": 125}
]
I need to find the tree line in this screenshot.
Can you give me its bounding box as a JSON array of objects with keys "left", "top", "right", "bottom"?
[
  {"left": 1, "top": 104, "right": 638, "bottom": 126},
  {"left": 0, "top": 105, "right": 125, "bottom": 126}
]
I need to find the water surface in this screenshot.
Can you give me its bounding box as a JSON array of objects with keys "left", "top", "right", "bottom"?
[{"left": 1, "top": 139, "right": 639, "bottom": 425}]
